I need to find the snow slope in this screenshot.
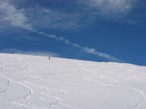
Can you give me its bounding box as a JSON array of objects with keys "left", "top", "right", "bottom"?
[{"left": 0, "top": 53, "right": 146, "bottom": 109}]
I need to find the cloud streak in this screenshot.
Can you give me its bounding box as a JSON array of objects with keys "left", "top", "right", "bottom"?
[
  {"left": 31, "top": 9, "right": 84, "bottom": 30},
  {"left": 0, "top": 0, "right": 123, "bottom": 62},
  {"left": 79, "top": 0, "right": 138, "bottom": 18},
  {"left": 37, "top": 31, "right": 123, "bottom": 62},
  {"left": 0, "top": 0, "right": 138, "bottom": 31},
  {"left": 0, "top": 0, "right": 32, "bottom": 30}
]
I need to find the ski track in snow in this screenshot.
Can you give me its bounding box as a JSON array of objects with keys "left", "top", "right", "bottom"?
[
  {"left": 0, "top": 54, "right": 81, "bottom": 109},
  {"left": 81, "top": 64, "right": 146, "bottom": 108},
  {"left": 0, "top": 54, "right": 146, "bottom": 109},
  {"left": 0, "top": 56, "right": 33, "bottom": 102},
  {"left": 19, "top": 74, "right": 81, "bottom": 109},
  {"left": 0, "top": 74, "right": 11, "bottom": 95}
]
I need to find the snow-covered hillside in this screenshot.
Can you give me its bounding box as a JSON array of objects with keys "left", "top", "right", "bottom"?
[{"left": 0, "top": 53, "right": 146, "bottom": 109}]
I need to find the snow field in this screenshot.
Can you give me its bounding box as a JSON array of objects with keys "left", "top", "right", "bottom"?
[{"left": 0, "top": 53, "right": 146, "bottom": 109}]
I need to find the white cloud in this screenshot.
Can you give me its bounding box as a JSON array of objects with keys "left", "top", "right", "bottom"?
[
  {"left": 0, "top": 0, "right": 123, "bottom": 62},
  {"left": 79, "top": 0, "right": 137, "bottom": 18},
  {"left": 73, "top": 43, "right": 81, "bottom": 48},
  {"left": 83, "top": 47, "right": 123, "bottom": 62},
  {"left": 65, "top": 40, "right": 72, "bottom": 45},
  {"left": 26, "top": 7, "right": 85, "bottom": 30},
  {"left": 0, "top": 0, "right": 32, "bottom": 30},
  {"left": 0, "top": 0, "right": 85, "bottom": 30},
  {"left": 35, "top": 30, "right": 123, "bottom": 62},
  {"left": 83, "top": 47, "right": 96, "bottom": 54},
  {"left": 0, "top": 0, "right": 137, "bottom": 31}
]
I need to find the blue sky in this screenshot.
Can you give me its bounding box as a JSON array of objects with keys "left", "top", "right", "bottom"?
[{"left": 0, "top": 0, "right": 146, "bottom": 66}]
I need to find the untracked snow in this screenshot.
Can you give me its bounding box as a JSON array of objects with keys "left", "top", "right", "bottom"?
[{"left": 0, "top": 53, "right": 146, "bottom": 109}]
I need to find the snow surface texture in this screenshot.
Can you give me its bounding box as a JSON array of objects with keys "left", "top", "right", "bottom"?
[{"left": 0, "top": 53, "right": 146, "bottom": 109}]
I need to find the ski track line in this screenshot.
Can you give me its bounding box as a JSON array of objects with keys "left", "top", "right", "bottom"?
[
  {"left": 17, "top": 69, "right": 82, "bottom": 109},
  {"left": 22, "top": 78, "right": 67, "bottom": 95},
  {"left": 0, "top": 56, "right": 33, "bottom": 100},
  {"left": 0, "top": 55, "right": 81, "bottom": 109},
  {"left": 0, "top": 57, "right": 41, "bottom": 109},
  {"left": 15, "top": 80, "right": 81, "bottom": 109},
  {"left": 0, "top": 74, "right": 11, "bottom": 94},
  {"left": 17, "top": 80, "right": 33, "bottom": 99},
  {"left": 26, "top": 75, "right": 84, "bottom": 109},
  {"left": 0, "top": 72, "right": 33, "bottom": 100},
  {"left": 82, "top": 66, "right": 146, "bottom": 108},
  {"left": 0, "top": 60, "right": 29, "bottom": 72},
  {"left": 20, "top": 66, "right": 83, "bottom": 109}
]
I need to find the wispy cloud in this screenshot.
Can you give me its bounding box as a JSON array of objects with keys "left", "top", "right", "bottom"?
[
  {"left": 79, "top": 0, "right": 138, "bottom": 19},
  {"left": 28, "top": 8, "right": 84, "bottom": 30},
  {"left": 0, "top": 0, "right": 32, "bottom": 30},
  {"left": 0, "top": 0, "right": 87, "bottom": 30},
  {"left": 0, "top": 0, "right": 138, "bottom": 31},
  {"left": 0, "top": 0, "right": 123, "bottom": 62},
  {"left": 83, "top": 47, "right": 123, "bottom": 62},
  {"left": 37, "top": 31, "right": 123, "bottom": 62},
  {"left": 2, "top": 0, "right": 107, "bottom": 31}
]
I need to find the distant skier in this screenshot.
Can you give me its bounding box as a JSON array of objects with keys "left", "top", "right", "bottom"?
[{"left": 48, "top": 56, "right": 50, "bottom": 60}]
